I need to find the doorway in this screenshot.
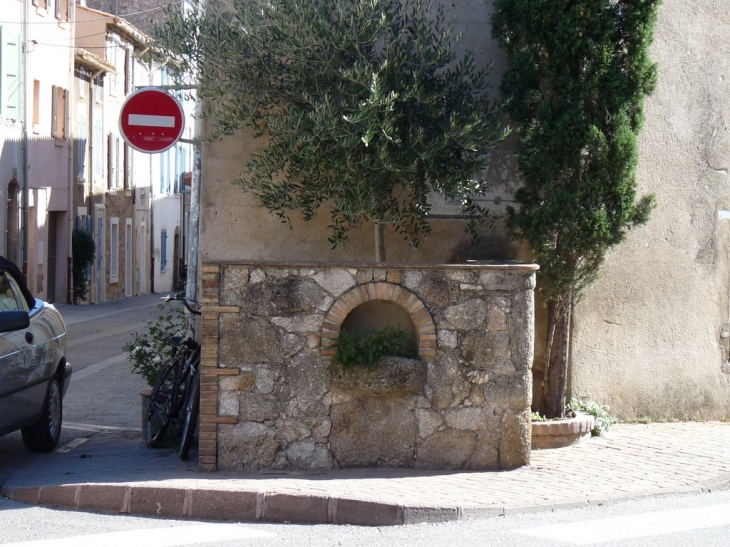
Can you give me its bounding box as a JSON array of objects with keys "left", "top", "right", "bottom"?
[{"left": 47, "top": 212, "right": 58, "bottom": 303}]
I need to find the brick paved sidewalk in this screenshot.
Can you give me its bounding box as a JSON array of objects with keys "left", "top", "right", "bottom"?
[{"left": 2, "top": 421, "right": 730, "bottom": 526}]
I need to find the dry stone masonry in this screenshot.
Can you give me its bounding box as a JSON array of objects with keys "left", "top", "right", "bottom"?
[{"left": 199, "top": 261, "right": 537, "bottom": 472}]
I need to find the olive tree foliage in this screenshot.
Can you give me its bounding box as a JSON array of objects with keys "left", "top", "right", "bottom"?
[
  {"left": 154, "top": 0, "right": 509, "bottom": 255},
  {"left": 492, "top": 0, "right": 660, "bottom": 418}
]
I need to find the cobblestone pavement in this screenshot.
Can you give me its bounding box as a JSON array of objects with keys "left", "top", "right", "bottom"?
[
  {"left": 2, "top": 295, "right": 730, "bottom": 525},
  {"left": 3, "top": 421, "right": 730, "bottom": 525}
]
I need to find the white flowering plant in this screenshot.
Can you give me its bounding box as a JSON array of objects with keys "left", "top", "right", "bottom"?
[
  {"left": 566, "top": 398, "right": 618, "bottom": 436},
  {"left": 123, "top": 305, "right": 185, "bottom": 387}
]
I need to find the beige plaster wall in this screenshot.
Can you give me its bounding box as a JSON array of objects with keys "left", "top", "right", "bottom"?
[{"left": 570, "top": 0, "right": 730, "bottom": 420}]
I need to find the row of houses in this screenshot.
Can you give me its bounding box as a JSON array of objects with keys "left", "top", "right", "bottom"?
[{"left": 0, "top": 0, "right": 195, "bottom": 303}]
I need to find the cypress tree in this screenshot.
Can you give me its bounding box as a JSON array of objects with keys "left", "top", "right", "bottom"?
[{"left": 492, "top": 0, "right": 661, "bottom": 417}]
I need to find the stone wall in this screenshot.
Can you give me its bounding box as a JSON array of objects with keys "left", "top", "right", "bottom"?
[{"left": 199, "top": 261, "right": 537, "bottom": 471}]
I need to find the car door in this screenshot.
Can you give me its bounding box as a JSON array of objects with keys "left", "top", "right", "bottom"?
[{"left": 0, "top": 270, "right": 40, "bottom": 430}]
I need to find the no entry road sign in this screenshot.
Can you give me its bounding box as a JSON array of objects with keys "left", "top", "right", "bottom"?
[{"left": 119, "top": 87, "right": 185, "bottom": 153}]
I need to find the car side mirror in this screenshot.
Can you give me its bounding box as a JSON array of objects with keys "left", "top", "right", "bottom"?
[{"left": 0, "top": 310, "right": 30, "bottom": 333}]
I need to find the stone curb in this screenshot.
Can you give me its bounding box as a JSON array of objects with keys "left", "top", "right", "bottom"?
[{"left": 4, "top": 478, "right": 730, "bottom": 526}]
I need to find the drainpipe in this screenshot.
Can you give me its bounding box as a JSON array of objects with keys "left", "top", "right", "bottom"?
[
  {"left": 21, "top": 0, "right": 29, "bottom": 285},
  {"left": 67, "top": 5, "right": 76, "bottom": 304},
  {"left": 185, "top": 140, "right": 201, "bottom": 326},
  {"left": 89, "top": 69, "right": 103, "bottom": 303}
]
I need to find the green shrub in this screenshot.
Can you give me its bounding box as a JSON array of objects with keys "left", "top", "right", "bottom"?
[
  {"left": 332, "top": 326, "right": 416, "bottom": 370},
  {"left": 72, "top": 228, "right": 95, "bottom": 304},
  {"left": 123, "top": 305, "right": 185, "bottom": 387}
]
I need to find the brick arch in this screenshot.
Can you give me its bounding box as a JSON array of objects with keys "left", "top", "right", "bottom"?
[{"left": 321, "top": 282, "right": 436, "bottom": 359}]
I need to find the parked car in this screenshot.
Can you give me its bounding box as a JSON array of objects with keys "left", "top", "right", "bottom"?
[{"left": 0, "top": 256, "right": 70, "bottom": 451}]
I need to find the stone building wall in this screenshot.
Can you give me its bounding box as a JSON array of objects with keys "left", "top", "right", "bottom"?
[{"left": 198, "top": 261, "right": 537, "bottom": 472}]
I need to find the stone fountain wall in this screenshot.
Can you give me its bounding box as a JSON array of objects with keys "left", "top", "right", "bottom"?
[{"left": 198, "top": 261, "right": 537, "bottom": 471}]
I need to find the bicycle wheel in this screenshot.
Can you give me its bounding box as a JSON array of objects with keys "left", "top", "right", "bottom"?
[
  {"left": 179, "top": 371, "right": 200, "bottom": 460},
  {"left": 144, "top": 358, "right": 179, "bottom": 447}
]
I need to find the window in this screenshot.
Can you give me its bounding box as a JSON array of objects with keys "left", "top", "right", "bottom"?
[
  {"left": 0, "top": 271, "right": 23, "bottom": 312},
  {"left": 108, "top": 39, "right": 119, "bottom": 97},
  {"left": 160, "top": 229, "right": 168, "bottom": 271},
  {"left": 110, "top": 218, "right": 119, "bottom": 283},
  {"left": 51, "top": 85, "right": 67, "bottom": 138},
  {"left": 1, "top": 27, "right": 21, "bottom": 119},
  {"left": 56, "top": 0, "right": 68, "bottom": 20},
  {"left": 160, "top": 149, "right": 173, "bottom": 194}
]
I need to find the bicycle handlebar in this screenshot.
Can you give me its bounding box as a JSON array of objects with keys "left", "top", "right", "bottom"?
[{"left": 161, "top": 292, "right": 202, "bottom": 316}]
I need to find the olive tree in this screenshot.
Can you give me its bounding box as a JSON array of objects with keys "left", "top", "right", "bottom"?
[
  {"left": 154, "top": 0, "right": 509, "bottom": 260},
  {"left": 492, "top": 0, "right": 661, "bottom": 417}
]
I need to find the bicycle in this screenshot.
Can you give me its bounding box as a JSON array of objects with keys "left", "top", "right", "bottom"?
[{"left": 144, "top": 292, "right": 202, "bottom": 461}]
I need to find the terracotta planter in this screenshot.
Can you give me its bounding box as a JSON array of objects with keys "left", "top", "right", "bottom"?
[
  {"left": 531, "top": 412, "right": 595, "bottom": 449},
  {"left": 140, "top": 389, "right": 152, "bottom": 435}
]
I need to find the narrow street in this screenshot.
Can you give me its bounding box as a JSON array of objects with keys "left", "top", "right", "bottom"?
[{"left": 0, "top": 293, "right": 172, "bottom": 486}]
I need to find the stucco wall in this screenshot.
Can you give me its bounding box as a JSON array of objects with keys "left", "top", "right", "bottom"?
[{"left": 570, "top": 0, "right": 730, "bottom": 420}]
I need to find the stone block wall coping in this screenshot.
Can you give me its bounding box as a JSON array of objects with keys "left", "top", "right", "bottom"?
[{"left": 205, "top": 259, "right": 539, "bottom": 273}]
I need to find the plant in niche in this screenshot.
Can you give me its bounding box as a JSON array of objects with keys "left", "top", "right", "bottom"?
[
  {"left": 123, "top": 305, "right": 185, "bottom": 387},
  {"left": 332, "top": 325, "right": 417, "bottom": 370}
]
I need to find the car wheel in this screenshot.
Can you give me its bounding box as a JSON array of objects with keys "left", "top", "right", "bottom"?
[{"left": 21, "top": 375, "right": 63, "bottom": 452}]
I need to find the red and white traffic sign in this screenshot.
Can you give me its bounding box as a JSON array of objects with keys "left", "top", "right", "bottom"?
[{"left": 119, "top": 87, "right": 185, "bottom": 153}]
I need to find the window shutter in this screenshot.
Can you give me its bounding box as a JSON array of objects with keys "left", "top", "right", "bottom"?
[
  {"left": 161, "top": 230, "right": 168, "bottom": 271},
  {"left": 115, "top": 136, "right": 121, "bottom": 187},
  {"left": 107, "top": 133, "right": 114, "bottom": 188},
  {"left": 0, "top": 26, "right": 4, "bottom": 113},
  {"left": 124, "top": 144, "right": 130, "bottom": 189},
  {"left": 77, "top": 113, "right": 86, "bottom": 179},
  {"left": 94, "top": 119, "right": 102, "bottom": 177},
  {"left": 51, "top": 85, "right": 59, "bottom": 137},
  {"left": 2, "top": 30, "right": 21, "bottom": 119},
  {"left": 62, "top": 88, "right": 68, "bottom": 138}
]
